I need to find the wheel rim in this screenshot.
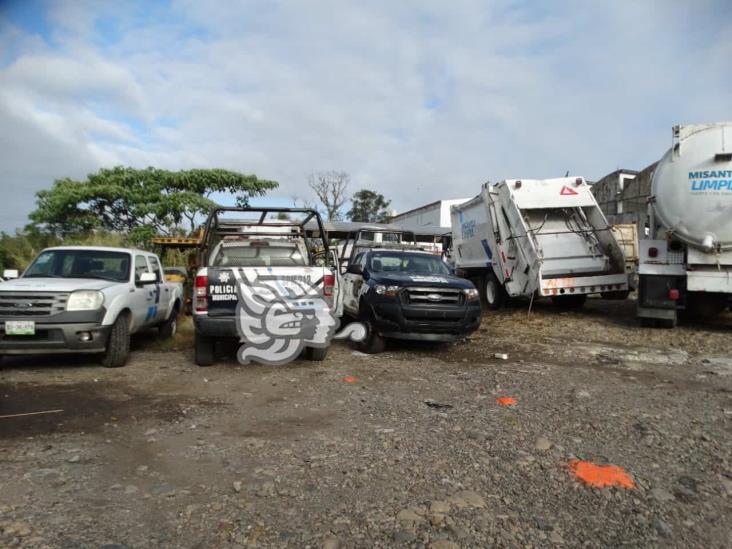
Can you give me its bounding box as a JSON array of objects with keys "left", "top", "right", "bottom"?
[
  {"left": 486, "top": 279, "right": 497, "bottom": 304},
  {"left": 170, "top": 318, "right": 177, "bottom": 337}
]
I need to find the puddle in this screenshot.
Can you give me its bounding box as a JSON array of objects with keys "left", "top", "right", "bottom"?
[{"left": 0, "top": 382, "right": 216, "bottom": 439}]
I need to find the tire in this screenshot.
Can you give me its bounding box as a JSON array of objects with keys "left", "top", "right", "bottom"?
[
  {"left": 158, "top": 306, "right": 179, "bottom": 339},
  {"left": 483, "top": 272, "right": 506, "bottom": 310},
  {"left": 686, "top": 292, "right": 726, "bottom": 319},
  {"left": 601, "top": 290, "right": 630, "bottom": 301},
  {"left": 355, "top": 305, "right": 386, "bottom": 354},
  {"left": 305, "top": 346, "right": 329, "bottom": 361},
  {"left": 100, "top": 313, "right": 130, "bottom": 368},
  {"left": 551, "top": 294, "right": 587, "bottom": 309},
  {"left": 195, "top": 332, "right": 215, "bottom": 366}
]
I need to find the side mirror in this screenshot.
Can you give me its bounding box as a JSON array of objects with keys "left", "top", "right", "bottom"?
[
  {"left": 3, "top": 269, "right": 19, "bottom": 280},
  {"left": 346, "top": 264, "right": 363, "bottom": 276},
  {"left": 138, "top": 272, "right": 157, "bottom": 285}
]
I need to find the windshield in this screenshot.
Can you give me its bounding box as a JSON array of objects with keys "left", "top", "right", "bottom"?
[
  {"left": 24, "top": 250, "right": 131, "bottom": 282},
  {"left": 213, "top": 241, "right": 308, "bottom": 267},
  {"left": 369, "top": 252, "right": 451, "bottom": 275}
]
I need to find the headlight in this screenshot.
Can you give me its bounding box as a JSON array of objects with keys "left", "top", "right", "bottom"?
[
  {"left": 375, "top": 285, "right": 401, "bottom": 296},
  {"left": 463, "top": 288, "right": 480, "bottom": 301},
  {"left": 66, "top": 290, "right": 104, "bottom": 311}
]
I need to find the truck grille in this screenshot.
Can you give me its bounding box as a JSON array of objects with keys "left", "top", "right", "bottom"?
[
  {"left": 403, "top": 287, "right": 464, "bottom": 306},
  {"left": 0, "top": 292, "right": 69, "bottom": 317}
]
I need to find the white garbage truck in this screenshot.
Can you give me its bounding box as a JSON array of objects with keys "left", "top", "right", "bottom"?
[
  {"left": 637, "top": 122, "right": 732, "bottom": 327},
  {"left": 450, "top": 176, "right": 629, "bottom": 309}
]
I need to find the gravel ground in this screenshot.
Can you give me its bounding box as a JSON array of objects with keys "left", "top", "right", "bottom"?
[{"left": 1, "top": 298, "right": 731, "bottom": 548}]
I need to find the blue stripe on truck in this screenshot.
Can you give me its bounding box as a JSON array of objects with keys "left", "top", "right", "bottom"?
[{"left": 480, "top": 239, "right": 493, "bottom": 260}]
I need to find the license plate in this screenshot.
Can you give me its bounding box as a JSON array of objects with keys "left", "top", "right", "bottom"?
[{"left": 5, "top": 320, "right": 35, "bottom": 335}]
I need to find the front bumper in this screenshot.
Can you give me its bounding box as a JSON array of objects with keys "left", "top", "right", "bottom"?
[
  {"left": 0, "top": 322, "right": 112, "bottom": 355},
  {"left": 0, "top": 313, "right": 110, "bottom": 355},
  {"left": 369, "top": 301, "right": 481, "bottom": 341}
]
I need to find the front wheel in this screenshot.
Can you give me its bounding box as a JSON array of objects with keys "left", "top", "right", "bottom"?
[
  {"left": 483, "top": 272, "right": 506, "bottom": 310},
  {"left": 195, "top": 332, "right": 215, "bottom": 366},
  {"left": 354, "top": 307, "right": 386, "bottom": 354},
  {"left": 100, "top": 314, "right": 130, "bottom": 368}
]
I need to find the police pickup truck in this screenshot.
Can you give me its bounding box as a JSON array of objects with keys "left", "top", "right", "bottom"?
[
  {"left": 0, "top": 246, "right": 183, "bottom": 367},
  {"left": 192, "top": 207, "right": 341, "bottom": 366},
  {"left": 342, "top": 247, "right": 482, "bottom": 353}
]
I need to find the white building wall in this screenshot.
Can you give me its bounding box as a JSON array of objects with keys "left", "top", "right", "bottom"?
[
  {"left": 439, "top": 199, "right": 471, "bottom": 227},
  {"left": 392, "top": 198, "right": 470, "bottom": 230}
]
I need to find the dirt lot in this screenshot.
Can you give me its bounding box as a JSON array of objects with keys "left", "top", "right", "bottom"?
[{"left": 1, "top": 299, "right": 731, "bottom": 548}]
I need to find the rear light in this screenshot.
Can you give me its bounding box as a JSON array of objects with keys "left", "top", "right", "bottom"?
[
  {"left": 323, "top": 274, "right": 335, "bottom": 298},
  {"left": 648, "top": 247, "right": 658, "bottom": 258},
  {"left": 669, "top": 288, "right": 680, "bottom": 301},
  {"left": 515, "top": 180, "right": 522, "bottom": 189},
  {"left": 195, "top": 275, "right": 208, "bottom": 312}
]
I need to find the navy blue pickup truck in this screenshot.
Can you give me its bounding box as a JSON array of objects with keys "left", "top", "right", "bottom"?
[{"left": 342, "top": 248, "right": 482, "bottom": 353}]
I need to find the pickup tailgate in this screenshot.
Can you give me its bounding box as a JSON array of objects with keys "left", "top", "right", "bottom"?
[{"left": 206, "top": 266, "right": 331, "bottom": 316}]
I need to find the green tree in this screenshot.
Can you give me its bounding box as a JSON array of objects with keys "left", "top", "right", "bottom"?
[
  {"left": 347, "top": 189, "right": 392, "bottom": 223},
  {"left": 30, "top": 166, "right": 278, "bottom": 244}
]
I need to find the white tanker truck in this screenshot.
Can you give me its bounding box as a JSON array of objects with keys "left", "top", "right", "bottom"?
[{"left": 638, "top": 122, "right": 732, "bottom": 327}]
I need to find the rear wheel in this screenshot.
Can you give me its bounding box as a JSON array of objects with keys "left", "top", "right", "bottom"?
[
  {"left": 686, "top": 292, "right": 726, "bottom": 319},
  {"left": 195, "top": 332, "right": 215, "bottom": 366},
  {"left": 551, "top": 294, "right": 587, "bottom": 309},
  {"left": 158, "top": 306, "right": 179, "bottom": 339},
  {"left": 601, "top": 290, "right": 630, "bottom": 301},
  {"left": 305, "top": 346, "right": 329, "bottom": 361},
  {"left": 482, "top": 272, "right": 506, "bottom": 310},
  {"left": 100, "top": 314, "right": 130, "bottom": 368}
]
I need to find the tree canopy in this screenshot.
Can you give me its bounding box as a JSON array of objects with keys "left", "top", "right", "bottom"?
[
  {"left": 30, "top": 166, "right": 278, "bottom": 244},
  {"left": 347, "top": 189, "right": 392, "bottom": 223}
]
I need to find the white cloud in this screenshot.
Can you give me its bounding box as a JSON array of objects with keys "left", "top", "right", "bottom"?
[{"left": 0, "top": 0, "right": 730, "bottom": 231}]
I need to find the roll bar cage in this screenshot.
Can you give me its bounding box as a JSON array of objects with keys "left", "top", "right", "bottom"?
[{"left": 197, "top": 207, "right": 329, "bottom": 267}]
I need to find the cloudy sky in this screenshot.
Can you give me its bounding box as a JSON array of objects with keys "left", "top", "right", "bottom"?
[{"left": 0, "top": 0, "right": 730, "bottom": 232}]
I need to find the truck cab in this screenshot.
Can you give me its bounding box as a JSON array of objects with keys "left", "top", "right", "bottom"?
[{"left": 342, "top": 247, "right": 481, "bottom": 353}]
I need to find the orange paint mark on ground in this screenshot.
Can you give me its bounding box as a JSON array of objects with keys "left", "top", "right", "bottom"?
[
  {"left": 495, "top": 396, "right": 517, "bottom": 406},
  {"left": 342, "top": 376, "right": 358, "bottom": 383},
  {"left": 568, "top": 460, "right": 635, "bottom": 489}
]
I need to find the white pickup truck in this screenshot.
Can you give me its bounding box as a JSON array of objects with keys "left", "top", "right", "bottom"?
[{"left": 0, "top": 246, "right": 183, "bottom": 367}]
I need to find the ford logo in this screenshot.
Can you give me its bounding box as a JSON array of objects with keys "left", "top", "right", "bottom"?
[{"left": 426, "top": 293, "right": 442, "bottom": 302}]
